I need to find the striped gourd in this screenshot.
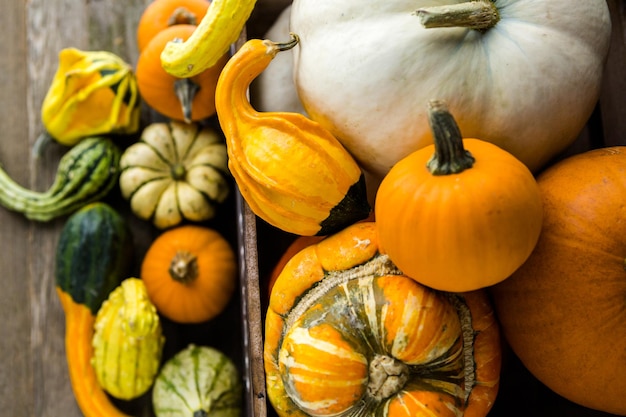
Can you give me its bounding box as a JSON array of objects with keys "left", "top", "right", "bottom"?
[
  {"left": 152, "top": 344, "right": 242, "bottom": 417},
  {"left": 92, "top": 277, "right": 164, "bottom": 400},
  {"left": 0, "top": 136, "right": 121, "bottom": 221},
  {"left": 264, "top": 222, "right": 502, "bottom": 417}
]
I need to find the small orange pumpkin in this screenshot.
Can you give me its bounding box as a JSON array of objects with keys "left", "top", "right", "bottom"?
[
  {"left": 136, "top": 24, "right": 229, "bottom": 122},
  {"left": 137, "top": 0, "right": 211, "bottom": 52},
  {"left": 140, "top": 225, "right": 237, "bottom": 324},
  {"left": 375, "top": 100, "right": 543, "bottom": 292}
]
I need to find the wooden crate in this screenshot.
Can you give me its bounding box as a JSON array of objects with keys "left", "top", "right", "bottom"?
[{"left": 0, "top": 0, "right": 623, "bottom": 416}]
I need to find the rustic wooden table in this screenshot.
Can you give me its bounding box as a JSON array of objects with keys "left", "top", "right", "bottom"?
[{"left": 0, "top": 0, "right": 624, "bottom": 416}]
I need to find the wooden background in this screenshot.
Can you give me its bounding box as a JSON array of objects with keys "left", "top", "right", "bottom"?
[{"left": 0, "top": 0, "right": 624, "bottom": 416}]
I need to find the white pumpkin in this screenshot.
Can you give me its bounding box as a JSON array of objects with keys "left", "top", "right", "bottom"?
[{"left": 290, "top": 0, "right": 612, "bottom": 180}]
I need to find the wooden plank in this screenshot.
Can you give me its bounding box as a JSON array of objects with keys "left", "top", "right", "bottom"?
[{"left": 0, "top": 1, "right": 147, "bottom": 416}]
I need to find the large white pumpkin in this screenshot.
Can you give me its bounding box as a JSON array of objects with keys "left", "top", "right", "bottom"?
[{"left": 290, "top": 0, "right": 612, "bottom": 180}]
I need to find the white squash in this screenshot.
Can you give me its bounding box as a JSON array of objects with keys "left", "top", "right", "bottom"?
[{"left": 290, "top": 0, "right": 612, "bottom": 180}]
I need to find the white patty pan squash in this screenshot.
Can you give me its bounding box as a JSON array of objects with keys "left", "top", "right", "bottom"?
[{"left": 290, "top": 0, "right": 612, "bottom": 179}]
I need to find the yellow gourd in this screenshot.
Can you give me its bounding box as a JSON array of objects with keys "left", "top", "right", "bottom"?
[
  {"left": 214, "top": 35, "right": 370, "bottom": 236},
  {"left": 92, "top": 278, "right": 165, "bottom": 400}
]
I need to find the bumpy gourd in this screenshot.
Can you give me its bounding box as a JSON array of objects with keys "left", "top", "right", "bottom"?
[
  {"left": 215, "top": 35, "right": 370, "bottom": 236},
  {"left": 375, "top": 100, "right": 543, "bottom": 292},
  {"left": 265, "top": 222, "right": 502, "bottom": 417},
  {"left": 92, "top": 278, "right": 165, "bottom": 400},
  {"left": 40, "top": 48, "right": 140, "bottom": 149},
  {"left": 152, "top": 344, "right": 242, "bottom": 417},
  {"left": 119, "top": 121, "right": 230, "bottom": 229},
  {"left": 0, "top": 136, "right": 121, "bottom": 221},
  {"left": 55, "top": 202, "right": 134, "bottom": 417}
]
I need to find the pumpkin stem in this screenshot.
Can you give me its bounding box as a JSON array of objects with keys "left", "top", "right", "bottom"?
[
  {"left": 169, "top": 250, "right": 199, "bottom": 284},
  {"left": 426, "top": 100, "right": 475, "bottom": 176},
  {"left": 416, "top": 0, "right": 500, "bottom": 31},
  {"left": 367, "top": 354, "right": 410, "bottom": 401},
  {"left": 174, "top": 78, "right": 200, "bottom": 123},
  {"left": 167, "top": 7, "right": 199, "bottom": 26}
]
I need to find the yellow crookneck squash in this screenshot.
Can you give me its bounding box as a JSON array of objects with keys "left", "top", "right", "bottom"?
[
  {"left": 265, "top": 222, "right": 502, "bottom": 417},
  {"left": 214, "top": 35, "right": 370, "bottom": 236}
]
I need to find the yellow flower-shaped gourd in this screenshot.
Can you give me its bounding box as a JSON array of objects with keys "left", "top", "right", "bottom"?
[{"left": 41, "top": 48, "right": 140, "bottom": 147}]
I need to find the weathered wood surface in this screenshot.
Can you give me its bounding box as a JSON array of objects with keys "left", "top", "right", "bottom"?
[{"left": 0, "top": 0, "right": 624, "bottom": 416}]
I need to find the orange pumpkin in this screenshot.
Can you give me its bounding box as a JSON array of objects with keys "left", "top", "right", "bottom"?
[
  {"left": 375, "top": 100, "right": 543, "bottom": 292},
  {"left": 136, "top": 24, "right": 229, "bottom": 122},
  {"left": 490, "top": 146, "right": 626, "bottom": 415},
  {"left": 265, "top": 221, "right": 501, "bottom": 417},
  {"left": 137, "top": 0, "right": 210, "bottom": 52},
  {"left": 140, "top": 225, "right": 236, "bottom": 324}
]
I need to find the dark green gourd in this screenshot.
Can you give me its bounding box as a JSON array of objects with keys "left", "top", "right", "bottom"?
[
  {"left": 0, "top": 137, "right": 121, "bottom": 221},
  {"left": 55, "top": 202, "right": 133, "bottom": 314}
]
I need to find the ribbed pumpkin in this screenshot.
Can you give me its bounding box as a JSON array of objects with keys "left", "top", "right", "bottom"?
[
  {"left": 490, "top": 146, "right": 626, "bottom": 415},
  {"left": 264, "top": 222, "right": 501, "bottom": 417},
  {"left": 375, "top": 100, "right": 543, "bottom": 292},
  {"left": 215, "top": 35, "right": 370, "bottom": 236},
  {"left": 119, "top": 121, "right": 230, "bottom": 229}
]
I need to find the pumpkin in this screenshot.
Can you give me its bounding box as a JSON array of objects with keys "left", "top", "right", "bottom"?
[
  {"left": 265, "top": 221, "right": 501, "bottom": 417},
  {"left": 119, "top": 120, "right": 230, "bottom": 229},
  {"left": 375, "top": 101, "right": 543, "bottom": 292},
  {"left": 287, "top": 0, "right": 612, "bottom": 181},
  {"left": 92, "top": 278, "right": 165, "bottom": 400},
  {"left": 140, "top": 224, "right": 237, "bottom": 324},
  {"left": 136, "top": 23, "right": 229, "bottom": 122},
  {"left": 54, "top": 202, "right": 134, "bottom": 417},
  {"left": 490, "top": 146, "right": 626, "bottom": 415},
  {"left": 152, "top": 344, "right": 242, "bottom": 417},
  {"left": 137, "top": 0, "right": 211, "bottom": 52},
  {"left": 215, "top": 35, "right": 371, "bottom": 236}
]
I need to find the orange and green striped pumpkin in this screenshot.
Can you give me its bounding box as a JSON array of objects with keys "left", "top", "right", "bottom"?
[{"left": 264, "top": 222, "right": 501, "bottom": 417}]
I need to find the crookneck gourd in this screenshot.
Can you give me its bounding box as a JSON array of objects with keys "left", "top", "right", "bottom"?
[
  {"left": 0, "top": 136, "right": 121, "bottom": 221},
  {"left": 264, "top": 222, "right": 501, "bottom": 417},
  {"left": 215, "top": 35, "right": 370, "bottom": 236},
  {"left": 119, "top": 121, "right": 230, "bottom": 229}
]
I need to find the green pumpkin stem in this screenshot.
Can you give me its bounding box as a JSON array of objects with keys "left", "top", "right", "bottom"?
[
  {"left": 426, "top": 100, "right": 475, "bottom": 176},
  {"left": 416, "top": 0, "right": 500, "bottom": 31}
]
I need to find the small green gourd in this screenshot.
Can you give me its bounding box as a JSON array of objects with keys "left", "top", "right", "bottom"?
[
  {"left": 0, "top": 136, "right": 121, "bottom": 221},
  {"left": 152, "top": 344, "right": 242, "bottom": 417},
  {"left": 92, "top": 277, "right": 165, "bottom": 400}
]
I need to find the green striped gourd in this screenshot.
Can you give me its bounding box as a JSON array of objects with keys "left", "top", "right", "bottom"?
[
  {"left": 152, "top": 344, "right": 242, "bottom": 417},
  {"left": 92, "top": 277, "right": 164, "bottom": 400},
  {"left": 0, "top": 136, "right": 121, "bottom": 221}
]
